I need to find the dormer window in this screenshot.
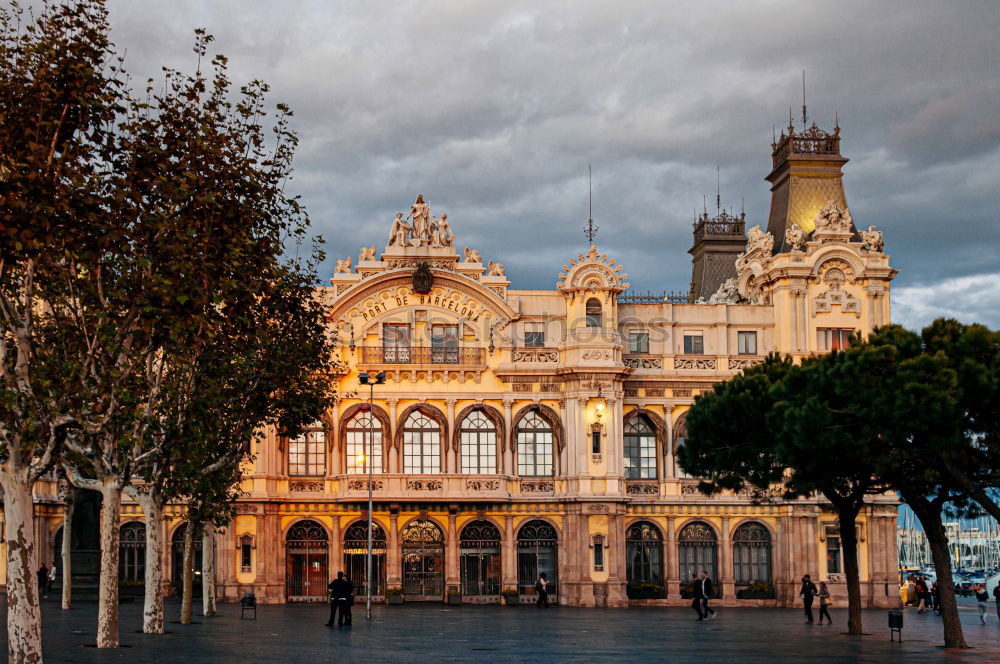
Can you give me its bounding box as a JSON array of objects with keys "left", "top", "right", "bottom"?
[{"left": 586, "top": 299, "right": 602, "bottom": 328}]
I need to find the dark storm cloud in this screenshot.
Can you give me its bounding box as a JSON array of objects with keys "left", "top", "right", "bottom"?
[{"left": 107, "top": 0, "right": 1000, "bottom": 329}]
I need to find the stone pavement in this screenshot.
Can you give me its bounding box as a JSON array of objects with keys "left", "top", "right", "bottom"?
[{"left": 3, "top": 597, "right": 1000, "bottom": 663}]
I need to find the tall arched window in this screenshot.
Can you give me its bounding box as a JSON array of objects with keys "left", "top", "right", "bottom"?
[
  {"left": 673, "top": 415, "right": 691, "bottom": 479},
  {"left": 460, "top": 411, "right": 497, "bottom": 474},
  {"left": 733, "top": 521, "right": 773, "bottom": 593},
  {"left": 286, "top": 520, "right": 328, "bottom": 600},
  {"left": 346, "top": 412, "right": 383, "bottom": 474},
  {"left": 119, "top": 521, "right": 146, "bottom": 584},
  {"left": 403, "top": 411, "right": 441, "bottom": 473},
  {"left": 517, "top": 412, "right": 554, "bottom": 477},
  {"left": 288, "top": 421, "right": 326, "bottom": 476},
  {"left": 517, "top": 520, "right": 558, "bottom": 597},
  {"left": 585, "top": 298, "right": 602, "bottom": 327},
  {"left": 460, "top": 520, "right": 501, "bottom": 597},
  {"left": 624, "top": 413, "right": 657, "bottom": 479},
  {"left": 678, "top": 521, "right": 718, "bottom": 597},
  {"left": 626, "top": 521, "right": 664, "bottom": 599}
]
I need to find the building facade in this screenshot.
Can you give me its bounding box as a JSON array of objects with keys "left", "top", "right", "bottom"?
[{"left": 4, "top": 119, "right": 901, "bottom": 608}]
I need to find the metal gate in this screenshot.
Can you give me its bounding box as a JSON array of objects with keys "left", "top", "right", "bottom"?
[
  {"left": 285, "top": 520, "right": 328, "bottom": 601},
  {"left": 402, "top": 520, "right": 444, "bottom": 600}
]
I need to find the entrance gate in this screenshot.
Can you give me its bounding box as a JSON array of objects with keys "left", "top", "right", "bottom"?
[
  {"left": 402, "top": 520, "right": 444, "bottom": 600},
  {"left": 285, "top": 520, "right": 328, "bottom": 601}
]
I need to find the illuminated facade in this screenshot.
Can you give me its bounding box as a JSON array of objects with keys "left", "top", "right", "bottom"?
[{"left": 6, "top": 119, "right": 901, "bottom": 608}]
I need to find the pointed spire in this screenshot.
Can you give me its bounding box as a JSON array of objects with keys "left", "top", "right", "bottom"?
[
  {"left": 801, "top": 69, "right": 808, "bottom": 127},
  {"left": 583, "top": 163, "right": 598, "bottom": 244},
  {"left": 716, "top": 165, "right": 721, "bottom": 213}
]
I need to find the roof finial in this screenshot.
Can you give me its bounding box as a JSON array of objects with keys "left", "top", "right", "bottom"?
[
  {"left": 801, "top": 69, "right": 808, "bottom": 127},
  {"left": 835, "top": 107, "right": 840, "bottom": 130},
  {"left": 788, "top": 106, "right": 794, "bottom": 132},
  {"left": 703, "top": 194, "right": 707, "bottom": 216},
  {"left": 716, "top": 165, "right": 721, "bottom": 214},
  {"left": 583, "top": 163, "right": 598, "bottom": 244}
]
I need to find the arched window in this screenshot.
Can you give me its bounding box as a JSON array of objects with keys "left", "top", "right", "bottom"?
[
  {"left": 517, "top": 412, "right": 554, "bottom": 477},
  {"left": 460, "top": 411, "right": 497, "bottom": 474},
  {"left": 733, "top": 522, "right": 773, "bottom": 593},
  {"left": 403, "top": 411, "right": 441, "bottom": 473},
  {"left": 673, "top": 415, "right": 691, "bottom": 479},
  {"left": 626, "top": 521, "right": 664, "bottom": 599},
  {"left": 286, "top": 520, "right": 328, "bottom": 600},
  {"left": 624, "top": 413, "right": 657, "bottom": 479},
  {"left": 678, "top": 521, "right": 718, "bottom": 597},
  {"left": 586, "top": 298, "right": 602, "bottom": 328},
  {"left": 517, "top": 520, "right": 558, "bottom": 597},
  {"left": 288, "top": 421, "right": 326, "bottom": 477},
  {"left": 346, "top": 412, "right": 383, "bottom": 474},
  {"left": 119, "top": 521, "right": 146, "bottom": 584},
  {"left": 460, "top": 520, "right": 501, "bottom": 597},
  {"left": 343, "top": 521, "right": 386, "bottom": 597}
]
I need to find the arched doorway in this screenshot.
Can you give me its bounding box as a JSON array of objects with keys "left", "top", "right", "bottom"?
[
  {"left": 401, "top": 519, "right": 444, "bottom": 600},
  {"left": 343, "top": 521, "right": 386, "bottom": 597},
  {"left": 626, "top": 521, "right": 664, "bottom": 599},
  {"left": 517, "top": 520, "right": 557, "bottom": 599},
  {"left": 119, "top": 522, "right": 146, "bottom": 584},
  {"left": 285, "top": 520, "right": 329, "bottom": 601},
  {"left": 678, "top": 521, "right": 718, "bottom": 597},
  {"left": 460, "top": 520, "right": 501, "bottom": 599},
  {"left": 171, "top": 523, "right": 203, "bottom": 598},
  {"left": 733, "top": 521, "right": 773, "bottom": 598}
]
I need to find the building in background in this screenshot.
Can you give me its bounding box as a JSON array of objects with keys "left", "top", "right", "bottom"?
[{"left": 4, "top": 116, "right": 900, "bottom": 608}]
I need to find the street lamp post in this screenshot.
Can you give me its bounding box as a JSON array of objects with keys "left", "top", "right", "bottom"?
[{"left": 358, "top": 371, "right": 386, "bottom": 620}]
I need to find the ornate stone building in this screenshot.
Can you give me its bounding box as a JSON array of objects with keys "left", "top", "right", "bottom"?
[{"left": 4, "top": 118, "right": 900, "bottom": 608}]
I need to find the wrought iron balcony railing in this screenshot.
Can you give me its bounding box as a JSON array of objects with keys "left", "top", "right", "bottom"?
[{"left": 359, "top": 345, "right": 485, "bottom": 365}]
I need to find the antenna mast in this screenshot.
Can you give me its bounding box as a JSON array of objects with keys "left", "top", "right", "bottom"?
[
  {"left": 583, "top": 163, "right": 598, "bottom": 244},
  {"left": 716, "top": 165, "right": 721, "bottom": 213},
  {"left": 802, "top": 69, "right": 808, "bottom": 126}
]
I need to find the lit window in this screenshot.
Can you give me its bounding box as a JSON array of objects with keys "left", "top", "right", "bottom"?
[
  {"left": 629, "top": 331, "right": 649, "bottom": 354},
  {"left": 460, "top": 411, "right": 497, "bottom": 474},
  {"left": 624, "top": 414, "right": 657, "bottom": 479},
  {"left": 683, "top": 334, "right": 704, "bottom": 355},
  {"left": 737, "top": 331, "right": 757, "bottom": 355},
  {"left": 517, "top": 412, "right": 554, "bottom": 476},
  {"left": 824, "top": 524, "right": 843, "bottom": 574},
  {"left": 403, "top": 412, "right": 440, "bottom": 474},
  {"left": 817, "top": 328, "right": 853, "bottom": 352},
  {"left": 239, "top": 534, "right": 254, "bottom": 573},
  {"left": 346, "top": 412, "right": 383, "bottom": 474},
  {"left": 288, "top": 423, "right": 325, "bottom": 476}
]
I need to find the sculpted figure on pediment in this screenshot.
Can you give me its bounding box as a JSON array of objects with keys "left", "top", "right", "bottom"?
[
  {"left": 406, "top": 194, "right": 431, "bottom": 244},
  {"left": 389, "top": 212, "right": 412, "bottom": 247},
  {"left": 429, "top": 213, "right": 454, "bottom": 247},
  {"left": 814, "top": 200, "right": 853, "bottom": 233},
  {"left": 487, "top": 259, "right": 506, "bottom": 277},
  {"left": 861, "top": 225, "right": 884, "bottom": 252},
  {"left": 463, "top": 247, "right": 481, "bottom": 263},
  {"left": 358, "top": 244, "right": 377, "bottom": 262},
  {"left": 785, "top": 223, "right": 806, "bottom": 252},
  {"left": 746, "top": 225, "right": 774, "bottom": 257},
  {"left": 707, "top": 277, "right": 741, "bottom": 304},
  {"left": 334, "top": 257, "right": 352, "bottom": 274}
]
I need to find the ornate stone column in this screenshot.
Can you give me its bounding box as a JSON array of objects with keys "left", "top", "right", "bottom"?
[
  {"left": 502, "top": 514, "right": 516, "bottom": 590},
  {"left": 445, "top": 398, "right": 457, "bottom": 473},
  {"left": 446, "top": 506, "right": 460, "bottom": 591},
  {"left": 387, "top": 508, "right": 401, "bottom": 588},
  {"left": 387, "top": 398, "right": 399, "bottom": 473},
  {"left": 606, "top": 511, "right": 628, "bottom": 606},
  {"left": 330, "top": 515, "right": 342, "bottom": 579},
  {"left": 666, "top": 516, "right": 679, "bottom": 599},
  {"left": 720, "top": 516, "right": 735, "bottom": 601}
]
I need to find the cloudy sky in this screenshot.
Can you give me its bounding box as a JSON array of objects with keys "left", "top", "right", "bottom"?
[{"left": 106, "top": 0, "right": 1000, "bottom": 330}]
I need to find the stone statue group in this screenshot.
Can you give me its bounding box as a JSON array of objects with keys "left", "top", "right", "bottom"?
[{"left": 389, "top": 194, "right": 455, "bottom": 248}]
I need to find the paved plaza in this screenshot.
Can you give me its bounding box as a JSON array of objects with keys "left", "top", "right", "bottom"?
[{"left": 3, "top": 597, "right": 1000, "bottom": 663}]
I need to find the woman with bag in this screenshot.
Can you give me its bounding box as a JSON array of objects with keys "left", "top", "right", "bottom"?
[{"left": 817, "top": 582, "right": 833, "bottom": 625}]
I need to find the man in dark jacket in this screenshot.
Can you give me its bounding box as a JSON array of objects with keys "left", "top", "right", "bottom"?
[
  {"left": 800, "top": 574, "right": 818, "bottom": 624},
  {"left": 699, "top": 571, "right": 716, "bottom": 619},
  {"left": 326, "top": 572, "right": 354, "bottom": 626},
  {"left": 690, "top": 573, "right": 705, "bottom": 620}
]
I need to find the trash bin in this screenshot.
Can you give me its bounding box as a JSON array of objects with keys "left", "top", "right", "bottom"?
[{"left": 888, "top": 610, "right": 903, "bottom": 642}]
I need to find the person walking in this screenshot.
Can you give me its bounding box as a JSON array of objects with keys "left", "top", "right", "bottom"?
[
  {"left": 800, "top": 574, "right": 817, "bottom": 624},
  {"left": 817, "top": 582, "right": 833, "bottom": 625},
  {"left": 915, "top": 576, "right": 927, "bottom": 613},
  {"left": 326, "top": 571, "right": 353, "bottom": 627},
  {"left": 976, "top": 586, "right": 989, "bottom": 624},
  {"left": 47, "top": 562, "right": 57, "bottom": 595},
  {"left": 993, "top": 583, "right": 1000, "bottom": 622},
  {"left": 931, "top": 579, "right": 940, "bottom": 614},
  {"left": 690, "top": 573, "right": 705, "bottom": 621},
  {"left": 37, "top": 564, "right": 48, "bottom": 600},
  {"left": 535, "top": 572, "right": 550, "bottom": 608},
  {"left": 699, "top": 571, "right": 716, "bottom": 620}
]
